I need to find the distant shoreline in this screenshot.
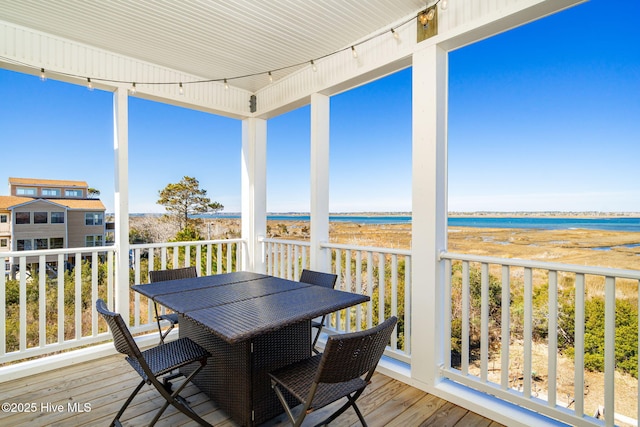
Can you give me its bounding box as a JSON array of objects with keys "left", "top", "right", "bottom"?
[
  {"left": 127, "top": 211, "right": 640, "bottom": 218},
  {"left": 449, "top": 211, "right": 640, "bottom": 218},
  {"left": 125, "top": 212, "right": 640, "bottom": 232}
]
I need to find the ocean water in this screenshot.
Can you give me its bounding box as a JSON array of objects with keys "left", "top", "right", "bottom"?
[
  {"left": 204, "top": 214, "right": 640, "bottom": 232},
  {"left": 448, "top": 217, "right": 640, "bottom": 232}
]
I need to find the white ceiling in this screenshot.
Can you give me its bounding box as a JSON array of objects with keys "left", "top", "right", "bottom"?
[{"left": 0, "top": 0, "right": 428, "bottom": 92}]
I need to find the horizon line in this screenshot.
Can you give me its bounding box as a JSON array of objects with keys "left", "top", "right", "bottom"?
[{"left": 116, "top": 210, "right": 640, "bottom": 216}]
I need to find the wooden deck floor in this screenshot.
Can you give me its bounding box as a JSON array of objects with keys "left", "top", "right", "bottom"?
[{"left": 0, "top": 354, "right": 504, "bottom": 427}]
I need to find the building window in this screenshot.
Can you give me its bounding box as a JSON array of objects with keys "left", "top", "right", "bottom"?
[
  {"left": 51, "top": 212, "right": 65, "bottom": 224},
  {"left": 85, "top": 235, "right": 103, "bottom": 247},
  {"left": 42, "top": 188, "right": 61, "bottom": 197},
  {"left": 85, "top": 212, "right": 103, "bottom": 226},
  {"left": 65, "top": 189, "right": 83, "bottom": 197},
  {"left": 34, "top": 212, "right": 48, "bottom": 224},
  {"left": 16, "top": 187, "right": 37, "bottom": 196},
  {"left": 15, "top": 212, "right": 30, "bottom": 224},
  {"left": 35, "top": 238, "right": 48, "bottom": 250},
  {"left": 0, "top": 215, "right": 7, "bottom": 223},
  {"left": 50, "top": 237, "right": 64, "bottom": 249},
  {"left": 17, "top": 239, "right": 32, "bottom": 251},
  {"left": 0, "top": 238, "right": 7, "bottom": 247}
]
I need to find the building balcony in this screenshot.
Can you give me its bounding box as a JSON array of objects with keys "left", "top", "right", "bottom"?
[
  {"left": 1, "top": 240, "right": 637, "bottom": 426},
  {"left": 0, "top": 1, "right": 633, "bottom": 426}
]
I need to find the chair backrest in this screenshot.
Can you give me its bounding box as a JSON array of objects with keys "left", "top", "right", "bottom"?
[
  {"left": 299, "top": 269, "right": 337, "bottom": 289},
  {"left": 96, "top": 298, "right": 142, "bottom": 360},
  {"left": 149, "top": 266, "right": 197, "bottom": 283},
  {"left": 315, "top": 316, "right": 397, "bottom": 384}
]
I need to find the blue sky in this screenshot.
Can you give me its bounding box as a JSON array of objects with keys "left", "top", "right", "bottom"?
[{"left": 1, "top": 0, "right": 639, "bottom": 214}]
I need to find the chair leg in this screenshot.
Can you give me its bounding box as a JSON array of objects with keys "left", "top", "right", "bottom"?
[
  {"left": 311, "top": 315, "right": 326, "bottom": 354},
  {"left": 160, "top": 320, "right": 176, "bottom": 343},
  {"left": 313, "top": 393, "right": 367, "bottom": 427},
  {"left": 350, "top": 396, "right": 368, "bottom": 426},
  {"left": 153, "top": 303, "right": 166, "bottom": 344},
  {"left": 111, "top": 379, "right": 145, "bottom": 427},
  {"left": 271, "top": 381, "right": 301, "bottom": 426},
  {"left": 154, "top": 304, "right": 180, "bottom": 388},
  {"left": 149, "top": 360, "right": 212, "bottom": 427},
  {"left": 271, "top": 380, "right": 315, "bottom": 427},
  {"left": 155, "top": 314, "right": 180, "bottom": 391},
  {"left": 162, "top": 370, "right": 182, "bottom": 392}
]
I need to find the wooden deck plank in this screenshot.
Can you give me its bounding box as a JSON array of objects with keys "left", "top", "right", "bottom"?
[
  {"left": 456, "top": 411, "right": 494, "bottom": 427},
  {"left": 4, "top": 374, "right": 143, "bottom": 426},
  {"left": 420, "top": 401, "right": 468, "bottom": 426},
  {"left": 385, "top": 393, "right": 447, "bottom": 426},
  {"left": 363, "top": 382, "right": 428, "bottom": 427},
  {"left": 0, "top": 354, "right": 125, "bottom": 399},
  {"left": 6, "top": 360, "right": 136, "bottom": 405},
  {"left": 0, "top": 353, "right": 501, "bottom": 427}
]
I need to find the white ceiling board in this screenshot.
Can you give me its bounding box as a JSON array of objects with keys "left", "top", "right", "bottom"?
[{"left": 0, "top": 0, "right": 427, "bottom": 92}]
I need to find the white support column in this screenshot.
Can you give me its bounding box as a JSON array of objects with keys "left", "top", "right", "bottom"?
[
  {"left": 113, "top": 87, "right": 130, "bottom": 318},
  {"left": 309, "top": 93, "right": 330, "bottom": 271},
  {"left": 411, "top": 44, "right": 448, "bottom": 387},
  {"left": 241, "top": 118, "right": 267, "bottom": 273}
]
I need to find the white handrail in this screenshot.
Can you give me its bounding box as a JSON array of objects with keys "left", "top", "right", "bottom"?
[
  {"left": 441, "top": 251, "right": 640, "bottom": 279},
  {"left": 322, "top": 241, "right": 411, "bottom": 256},
  {"left": 441, "top": 250, "right": 639, "bottom": 427},
  {"left": 130, "top": 238, "right": 244, "bottom": 250}
]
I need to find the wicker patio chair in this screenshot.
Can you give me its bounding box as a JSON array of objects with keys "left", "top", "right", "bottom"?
[
  {"left": 269, "top": 316, "right": 397, "bottom": 427},
  {"left": 149, "top": 266, "right": 198, "bottom": 343},
  {"left": 96, "top": 299, "right": 212, "bottom": 427},
  {"left": 299, "top": 269, "right": 338, "bottom": 354}
]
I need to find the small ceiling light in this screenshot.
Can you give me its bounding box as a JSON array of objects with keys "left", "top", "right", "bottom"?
[
  {"left": 419, "top": 6, "right": 437, "bottom": 28},
  {"left": 418, "top": 11, "right": 429, "bottom": 26},
  {"left": 391, "top": 28, "right": 400, "bottom": 41},
  {"left": 418, "top": 12, "right": 429, "bottom": 26},
  {"left": 179, "top": 82, "right": 184, "bottom": 95},
  {"left": 440, "top": 0, "right": 448, "bottom": 10},
  {"left": 224, "top": 78, "right": 229, "bottom": 89},
  {"left": 87, "top": 78, "right": 93, "bottom": 91},
  {"left": 130, "top": 82, "right": 137, "bottom": 94},
  {"left": 310, "top": 60, "right": 317, "bottom": 72},
  {"left": 268, "top": 71, "right": 273, "bottom": 83},
  {"left": 40, "top": 68, "right": 46, "bottom": 81},
  {"left": 351, "top": 46, "right": 358, "bottom": 59}
]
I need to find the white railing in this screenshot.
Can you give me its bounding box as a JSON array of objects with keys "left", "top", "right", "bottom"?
[
  {"left": 0, "top": 238, "right": 245, "bottom": 367},
  {"left": 261, "top": 238, "right": 410, "bottom": 362},
  {"left": 440, "top": 251, "right": 640, "bottom": 427},
  {"left": 261, "top": 237, "right": 311, "bottom": 279},
  {"left": 0, "top": 246, "right": 116, "bottom": 365},
  {"left": 7, "top": 237, "right": 634, "bottom": 427},
  {"left": 129, "top": 238, "right": 244, "bottom": 329}
]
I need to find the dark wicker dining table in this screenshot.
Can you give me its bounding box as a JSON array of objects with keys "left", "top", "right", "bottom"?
[{"left": 132, "top": 270, "right": 370, "bottom": 426}]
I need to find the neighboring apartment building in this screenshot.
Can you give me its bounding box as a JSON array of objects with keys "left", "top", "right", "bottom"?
[{"left": 0, "top": 177, "right": 107, "bottom": 275}]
